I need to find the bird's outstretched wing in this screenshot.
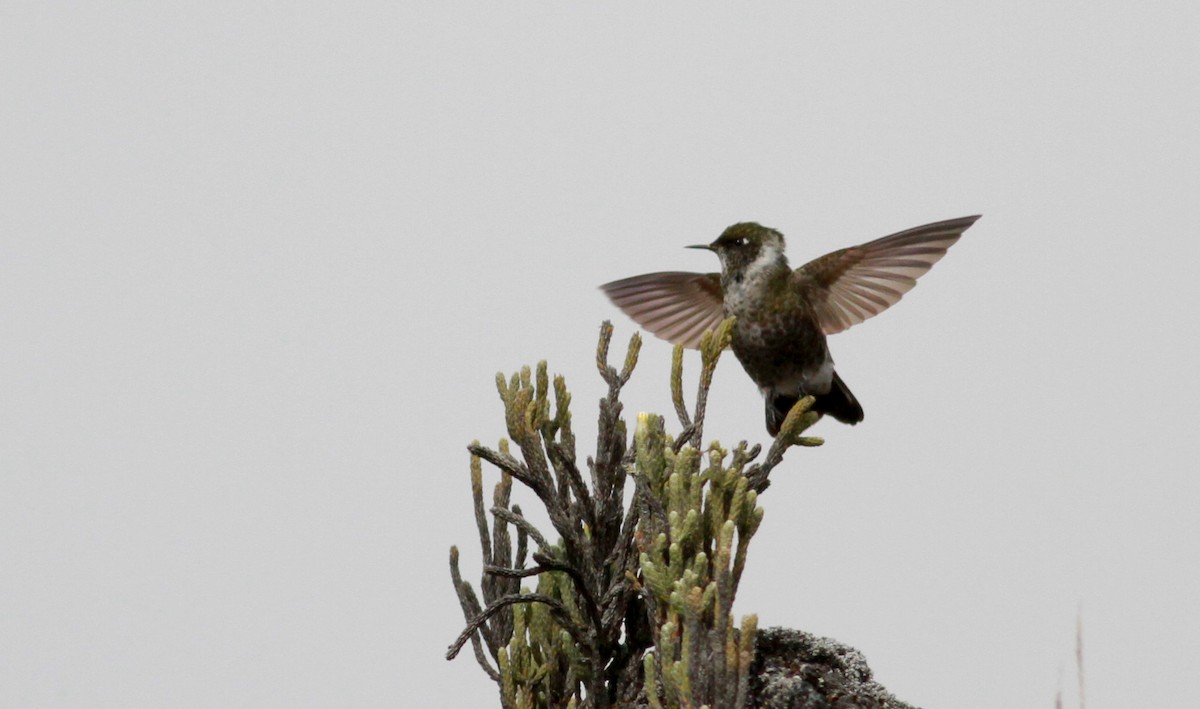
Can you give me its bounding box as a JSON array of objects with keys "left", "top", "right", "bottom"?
[
  {"left": 796, "top": 215, "right": 981, "bottom": 335},
  {"left": 600, "top": 272, "right": 725, "bottom": 349}
]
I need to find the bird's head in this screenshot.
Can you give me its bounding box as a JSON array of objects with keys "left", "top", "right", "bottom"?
[{"left": 688, "top": 222, "right": 788, "bottom": 281}]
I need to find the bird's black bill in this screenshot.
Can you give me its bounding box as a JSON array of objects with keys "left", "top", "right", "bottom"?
[{"left": 685, "top": 244, "right": 713, "bottom": 251}]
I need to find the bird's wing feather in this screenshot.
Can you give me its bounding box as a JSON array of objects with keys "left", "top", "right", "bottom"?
[
  {"left": 796, "top": 216, "right": 980, "bottom": 335},
  {"left": 600, "top": 272, "right": 725, "bottom": 349}
]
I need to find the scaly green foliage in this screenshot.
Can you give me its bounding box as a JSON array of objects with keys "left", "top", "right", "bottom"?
[{"left": 447, "top": 319, "right": 822, "bottom": 709}]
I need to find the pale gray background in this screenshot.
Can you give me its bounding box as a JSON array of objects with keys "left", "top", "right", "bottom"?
[{"left": 2, "top": 3, "right": 1198, "bottom": 708}]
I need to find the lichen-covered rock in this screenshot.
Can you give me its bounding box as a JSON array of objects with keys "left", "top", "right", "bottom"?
[{"left": 748, "top": 627, "right": 916, "bottom": 709}]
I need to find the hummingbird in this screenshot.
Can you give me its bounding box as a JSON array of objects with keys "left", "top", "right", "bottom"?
[{"left": 601, "top": 215, "right": 980, "bottom": 435}]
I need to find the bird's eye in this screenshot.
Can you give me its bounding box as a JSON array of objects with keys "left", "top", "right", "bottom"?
[{"left": 730, "top": 237, "right": 746, "bottom": 247}]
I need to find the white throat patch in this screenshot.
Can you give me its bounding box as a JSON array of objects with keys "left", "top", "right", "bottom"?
[
  {"left": 744, "top": 241, "right": 783, "bottom": 281},
  {"left": 722, "top": 240, "right": 784, "bottom": 314}
]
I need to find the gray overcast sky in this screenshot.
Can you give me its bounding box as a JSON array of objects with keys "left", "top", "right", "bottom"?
[{"left": 2, "top": 3, "right": 1198, "bottom": 708}]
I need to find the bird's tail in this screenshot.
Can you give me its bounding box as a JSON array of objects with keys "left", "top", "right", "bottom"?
[{"left": 765, "top": 371, "right": 864, "bottom": 436}]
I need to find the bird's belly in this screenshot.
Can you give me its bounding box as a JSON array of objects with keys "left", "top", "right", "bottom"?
[{"left": 731, "top": 319, "right": 833, "bottom": 395}]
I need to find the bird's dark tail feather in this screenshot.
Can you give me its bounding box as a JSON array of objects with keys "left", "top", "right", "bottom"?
[{"left": 765, "top": 371, "right": 864, "bottom": 436}]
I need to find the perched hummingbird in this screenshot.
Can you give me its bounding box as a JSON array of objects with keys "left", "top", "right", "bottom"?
[{"left": 601, "top": 215, "right": 980, "bottom": 435}]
